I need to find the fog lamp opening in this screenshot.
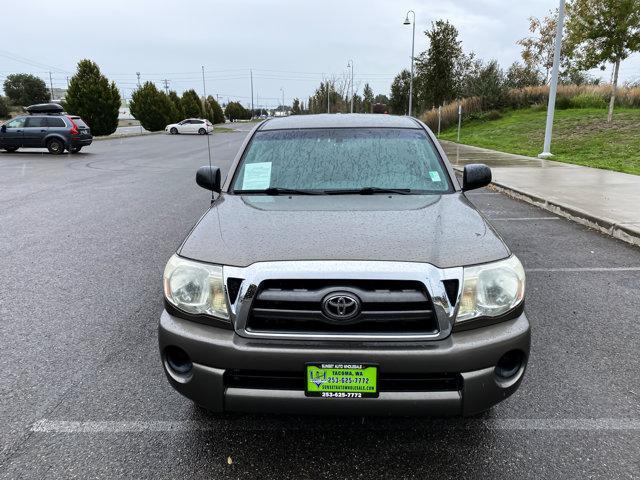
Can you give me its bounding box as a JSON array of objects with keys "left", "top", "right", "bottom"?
[
  {"left": 165, "top": 346, "right": 193, "bottom": 375},
  {"left": 495, "top": 350, "right": 525, "bottom": 380}
]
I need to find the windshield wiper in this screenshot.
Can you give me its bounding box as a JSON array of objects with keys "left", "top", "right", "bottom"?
[
  {"left": 323, "top": 187, "right": 412, "bottom": 195},
  {"left": 235, "top": 187, "right": 322, "bottom": 195}
]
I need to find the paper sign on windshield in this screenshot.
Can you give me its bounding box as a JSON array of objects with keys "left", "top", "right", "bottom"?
[{"left": 242, "top": 162, "right": 272, "bottom": 190}]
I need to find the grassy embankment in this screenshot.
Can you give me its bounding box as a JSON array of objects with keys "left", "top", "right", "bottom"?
[{"left": 439, "top": 107, "right": 640, "bottom": 175}]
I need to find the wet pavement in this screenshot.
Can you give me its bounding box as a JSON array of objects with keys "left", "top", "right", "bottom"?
[
  {"left": 0, "top": 125, "right": 639, "bottom": 479},
  {"left": 441, "top": 140, "right": 640, "bottom": 245}
]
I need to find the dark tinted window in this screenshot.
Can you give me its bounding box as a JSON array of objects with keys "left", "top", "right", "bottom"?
[
  {"left": 70, "top": 117, "right": 88, "bottom": 128},
  {"left": 25, "top": 117, "right": 47, "bottom": 127},
  {"left": 46, "top": 117, "right": 66, "bottom": 128},
  {"left": 232, "top": 128, "right": 451, "bottom": 193},
  {"left": 192, "top": 120, "right": 204, "bottom": 124}
]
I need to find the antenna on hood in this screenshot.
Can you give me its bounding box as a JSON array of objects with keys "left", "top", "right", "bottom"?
[{"left": 202, "top": 65, "right": 214, "bottom": 203}]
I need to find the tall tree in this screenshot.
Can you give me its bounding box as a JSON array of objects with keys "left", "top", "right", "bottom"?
[
  {"left": 129, "top": 82, "right": 174, "bottom": 131},
  {"left": 504, "top": 62, "right": 543, "bottom": 89},
  {"left": 291, "top": 98, "right": 301, "bottom": 115},
  {"left": 389, "top": 69, "right": 411, "bottom": 115},
  {"left": 167, "top": 90, "right": 183, "bottom": 121},
  {"left": 362, "top": 83, "right": 374, "bottom": 113},
  {"left": 64, "top": 60, "right": 121, "bottom": 136},
  {"left": 415, "top": 20, "right": 463, "bottom": 109},
  {"left": 518, "top": 9, "right": 578, "bottom": 84},
  {"left": 204, "top": 96, "right": 225, "bottom": 124},
  {"left": 566, "top": 0, "right": 640, "bottom": 122},
  {"left": 181, "top": 89, "right": 203, "bottom": 118},
  {"left": 3, "top": 73, "right": 50, "bottom": 106}
]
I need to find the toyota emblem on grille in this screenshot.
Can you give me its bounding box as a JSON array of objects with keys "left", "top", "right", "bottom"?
[{"left": 322, "top": 293, "right": 361, "bottom": 320}]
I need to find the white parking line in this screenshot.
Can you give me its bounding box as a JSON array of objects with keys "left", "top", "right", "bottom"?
[
  {"left": 526, "top": 267, "right": 640, "bottom": 272},
  {"left": 30, "top": 418, "right": 640, "bottom": 433},
  {"left": 490, "top": 217, "right": 559, "bottom": 221}
]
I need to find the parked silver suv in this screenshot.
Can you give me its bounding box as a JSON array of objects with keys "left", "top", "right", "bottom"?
[
  {"left": 159, "top": 114, "right": 530, "bottom": 416},
  {"left": 0, "top": 103, "right": 92, "bottom": 154}
]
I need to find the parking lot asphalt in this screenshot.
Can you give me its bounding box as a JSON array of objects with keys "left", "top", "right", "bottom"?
[{"left": 0, "top": 124, "right": 639, "bottom": 479}]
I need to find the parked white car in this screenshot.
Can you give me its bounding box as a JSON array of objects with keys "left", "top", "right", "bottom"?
[{"left": 165, "top": 118, "right": 213, "bottom": 135}]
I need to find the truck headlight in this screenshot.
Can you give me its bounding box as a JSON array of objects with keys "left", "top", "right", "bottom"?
[
  {"left": 163, "top": 254, "right": 229, "bottom": 320},
  {"left": 457, "top": 255, "right": 525, "bottom": 323}
]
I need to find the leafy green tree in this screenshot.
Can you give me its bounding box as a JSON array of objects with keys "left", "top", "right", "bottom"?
[
  {"left": 0, "top": 96, "right": 9, "bottom": 118},
  {"left": 181, "top": 89, "right": 203, "bottom": 118},
  {"left": 64, "top": 60, "right": 121, "bottom": 136},
  {"left": 225, "top": 101, "right": 247, "bottom": 122},
  {"left": 566, "top": 0, "right": 640, "bottom": 122},
  {"left": 389, "top": 69, "right": 411, "bottom": 114},
  {"left": 415, "top": 20, "right": 463, "bottom": 109},
  {"left": 505, "top": 62, "right": 543, "bottom": 88},
  {"left": 168, "top": 91, "right": 183, "bottom": 121},
  {"left": 517, "top": 9, "right": 576, "bottom": 83},
  {"left": 291, "top": 98, "right": 301, "bottom": 114},
  {"left": 463, "top": 60, "right": 506, "bottom": 109},
  {"left": 373, "top": 94, "right": 389, "bottom": 104},
  {"left": 204, "top": 96, "right": 225, "bottom": 124},
  {"left": 129, "top": 82, "right": 174, "bottom": 131},
  {"left": 2, "top": 73, "right": 50, "bottom": 106},
  {"left": 362, "top": 83, "right": 374, "bottom": 113}
]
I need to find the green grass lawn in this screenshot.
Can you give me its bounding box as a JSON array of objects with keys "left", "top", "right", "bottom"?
[{"left": 439, "top": 107, "right": 640, "bottom": 175}]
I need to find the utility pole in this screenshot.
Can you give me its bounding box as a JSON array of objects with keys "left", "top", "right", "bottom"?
[
  {"left": 403, "top": 10, "right": 416, "bottom": 116},
  {"left": 347, "top": 60, "right": 354, "bottom": 113},
  {"left": 327, "top": 80, "right": 330, "bottom": 114},
  {"left": 162, "top": 79, "right": 170, "bottom": 94},
  {"left": 250, "top": 69, "right": 254, "bottom": 118},
  {"left": 136, "top": 72, "right": 141, "bottom": 88},
  {"left": 539, "top": 0, "right": 565, "bottom": 159},
  {"left": 48, "top": 72, "right": 54, "bottom": 100},
  {"left": 280, "top": 87, "right": 285, "bottom": 116},
  {"left": 66, "top": 76, "right": 69, "bottom": 87}
]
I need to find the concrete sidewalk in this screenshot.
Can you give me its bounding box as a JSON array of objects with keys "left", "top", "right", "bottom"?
[{"left": 440, "top": 140, "right": 640, "bottom": 247}]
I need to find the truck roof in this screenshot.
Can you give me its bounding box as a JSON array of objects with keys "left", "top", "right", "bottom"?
[{"left": 259, "top": 113, "right": 421, "bottom": 130}]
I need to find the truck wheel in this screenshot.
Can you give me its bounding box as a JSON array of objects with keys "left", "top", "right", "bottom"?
[
  {"left": 3, "top": 147, "right": 19, "bottom": 153},
  {"left": 198, "top": 128, "right": 206, "bottom": 135},
  {"left": 47, "top": 138, "right": 64, "bottom": 155},
  {"left": 170, "top": 127, "right": 178, "bottom": 134},
  {"left": 69, "top": 147, "right": 82, "bottom": 154}
]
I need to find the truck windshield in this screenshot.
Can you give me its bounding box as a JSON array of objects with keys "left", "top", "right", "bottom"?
[{"left": 232, "top": 128, "right": 452, "bottom": 194}]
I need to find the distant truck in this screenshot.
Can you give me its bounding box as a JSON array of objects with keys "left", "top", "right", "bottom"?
[{"left": 372, "top": 103, "right": 388, "bottom": 114}]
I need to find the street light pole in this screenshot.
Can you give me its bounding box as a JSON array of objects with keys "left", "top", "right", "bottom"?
[
  {"left": 347, "top": 60, "right": 354, "bottom": 113},
  {"left": 539, "top": 0, "right": 565, "bottom": 159},
  {"left": 280, "top": 87, "right": 285, "bottom": 116},
  {"left": 403, "top": 10, "right": 416, "bottom": 117}
]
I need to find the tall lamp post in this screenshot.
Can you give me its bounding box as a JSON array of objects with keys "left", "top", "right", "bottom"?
[
  {"left": 280, "top": 87, "right": 285, "bottom": 116},
  {"left": 403, "top": 10, "right": 416, "bottom": 117},
  {"left": 347, "top": 60, "right": 354, "bottom": 113},
  {"left": 539, "top": 0, "right": 565, "bottom": 159}
]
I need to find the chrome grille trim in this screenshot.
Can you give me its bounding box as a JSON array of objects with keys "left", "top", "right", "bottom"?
[{"left": 223, "top": 261, "right": 463, "bottom": 341}]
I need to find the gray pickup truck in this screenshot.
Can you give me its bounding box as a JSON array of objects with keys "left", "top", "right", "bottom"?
[{"left": 159, "top": 114, "right": 530, "bottom": 416}]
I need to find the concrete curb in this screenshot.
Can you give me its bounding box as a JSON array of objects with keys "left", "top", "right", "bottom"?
[
  {"left": 93, "top": 131, "right": 163, "bottom": 141},
  {"left": 453, "top": 166, "right": 640, "bottom": 248}
]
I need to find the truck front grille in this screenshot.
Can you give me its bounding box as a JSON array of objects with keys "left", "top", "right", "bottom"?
[{"left": 245, "top": 279, "right": 439, "bottom": 335}]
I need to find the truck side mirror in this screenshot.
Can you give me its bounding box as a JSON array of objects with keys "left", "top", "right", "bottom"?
[
  {"left": 196, "top": 165, "right": 221, "bottom": 192},
  {"left": 0, "top": 125, "right": 6, "bottom": 133},
  {"left": 462, "top": 164, "right": 492, "bottom": 191}
]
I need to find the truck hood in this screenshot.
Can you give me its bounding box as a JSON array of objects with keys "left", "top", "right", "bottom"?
[{"left": 178, "top": 193, "right": 510, "bottom": 269}]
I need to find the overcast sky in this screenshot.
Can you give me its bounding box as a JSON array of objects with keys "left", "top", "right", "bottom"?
[{"left": 2, "top": 0, "right": 639, "bottom": 108}]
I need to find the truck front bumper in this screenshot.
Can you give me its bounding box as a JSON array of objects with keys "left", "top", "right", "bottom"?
[{"left": 158, "top": 310, "right": 530, "bottom": 416}]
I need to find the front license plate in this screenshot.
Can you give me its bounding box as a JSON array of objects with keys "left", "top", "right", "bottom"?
[{"left": 306, "top": 363, "right": 378, "bottom": 398}]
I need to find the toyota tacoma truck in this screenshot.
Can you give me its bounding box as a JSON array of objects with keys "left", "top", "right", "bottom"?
[{"left": 159, "top": 114, "right": 530, "bottom": 416}]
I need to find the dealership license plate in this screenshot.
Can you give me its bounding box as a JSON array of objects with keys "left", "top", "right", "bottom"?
[{"left": 306, "top": 363, "right": 378, "bottom": 398}]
